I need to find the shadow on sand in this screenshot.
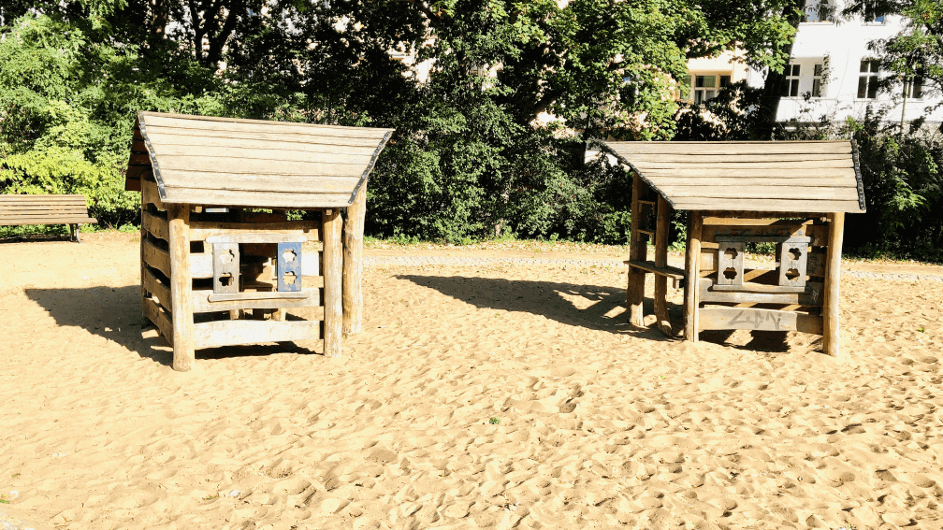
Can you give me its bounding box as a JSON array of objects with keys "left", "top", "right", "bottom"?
[
  {"left": 26, "top": 286, "right": 317, "bottom": 368},
  {"left": 399, "top": 274, "right": 799, "bottom": 353},
  {"left": 397, "top": 274, "right": 682, "bottom": 341}
]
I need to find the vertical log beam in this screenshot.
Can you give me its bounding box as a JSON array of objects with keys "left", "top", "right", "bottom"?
[
  {"left": 654, "top": 195, "right": 672, "bottom": 336},
  {"left": 140, "top": 196, "right": 150, "bottom": 327},
  {"left": 323, "top": 208, "right": 344, "bottom": 358},
  {"left": 343, "top": 181, "right": 368, "bottom": 335},
  {"left": 169, "top": 204, "right": 195, "bottom": 371},
  {"left": 823, "top": 212, "right": 845, "bottom": 357},
  {"left": 684, "top": 211, "right": 703, "bottom": 342},
  {"left": 627, "top": 175, "right": 646, "bottom": 327}
]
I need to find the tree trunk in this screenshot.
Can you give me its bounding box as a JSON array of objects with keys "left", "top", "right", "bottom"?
[{"left": 755, "top": 1, "right": 805, "bottom": 140}]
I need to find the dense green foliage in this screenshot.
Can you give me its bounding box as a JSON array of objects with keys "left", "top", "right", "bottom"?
[
  {"left": 0, "top": 0, "right": 798, "bottom": 241},
  {"left": 0, "top": 0, "right": 939, "bottom": 257}
]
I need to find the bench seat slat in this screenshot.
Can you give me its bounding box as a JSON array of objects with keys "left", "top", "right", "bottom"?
[
  {"left": 0, "top": 195, "right": 98, "bottom": 242},
  {"left": 0, "top": 218, "right": 98, "bottom": 225},
  {"left": 1, "top": 208, "right": 91, "bottom": 214}
]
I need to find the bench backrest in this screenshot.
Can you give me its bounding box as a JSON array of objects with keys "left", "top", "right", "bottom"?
[{"left": 0, "top": 195, "right": 97, "bottom": 226}]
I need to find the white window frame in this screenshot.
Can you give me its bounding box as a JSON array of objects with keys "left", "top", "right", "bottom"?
[
  {"left": 812, "top": 63, "right": 825, "bottom": 97},
  {"left": 782, "top": 64, "right": 801, "bottom": 98},
  {"left": 857, "top": 59, "right": 881, "bottom": 99},
  {"left": 803, "top": 0, "right": 833, "bottom": 23},
  {"left": 906, "top": 75, "right": 924, "bottom": 100}
]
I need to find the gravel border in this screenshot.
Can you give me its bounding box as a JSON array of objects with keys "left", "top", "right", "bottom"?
[{"left": 363, "top": 255, "right": 943, "bottom": 282}]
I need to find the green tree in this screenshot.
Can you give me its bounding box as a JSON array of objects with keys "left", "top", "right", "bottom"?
[{"left": 1, "top": 0, "right": 810, "bottom": 243}]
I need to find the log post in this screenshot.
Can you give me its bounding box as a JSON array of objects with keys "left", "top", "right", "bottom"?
[
  {"left": 343, "top": 180, "right": 368, "bottom": 335},
  {"left": 823, "top": 212, "right": 845, "bottom": 357},
  {"left": 627, "top": 175, "right": 646, "bottom": 327},
  {"left": 684, "top": 211, "right": 703, "bottom": 342},
  {"left": 323, "top": 208, "right": 343, "bottom": 358},
  {"left": 168, "top": 203, "right": 195, "bottom": 371},
  {"left": 654, "top": 195, "right": 672, "bottom": 336},
  {"left": 141, "top": 194, "right": 150, "bottom": 328}
]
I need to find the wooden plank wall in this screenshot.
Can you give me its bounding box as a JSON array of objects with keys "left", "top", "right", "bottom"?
[
  {"left": 140, "top": 178, "right": 175, "bottom": 350},
  {"left": 187, "top": 211, "right": 327, "bottom": 352},
  {"left": 690, "top": 214, "right": 833, "bottom": 348},
  {"left": 139, "top": 180, "right": 334, "bottom": 367}
]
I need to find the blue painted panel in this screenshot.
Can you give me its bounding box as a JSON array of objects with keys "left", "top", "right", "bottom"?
[{"left": 277, "top": 242, "right": 302, "bottom": 292}]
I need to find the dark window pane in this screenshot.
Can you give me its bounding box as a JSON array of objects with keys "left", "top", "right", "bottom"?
[
  {"left": 867, "top": 78, "right": 879, "bottom": 98},
  {"left": 792, "top": 64, "right": 801, "bottom": 76},
  {"left": 696, "top": 75, "right": 716, "bottom": 88},
  {"left": 860, "top": 60, "right": 869, "bottom": 73},
  {"left": 790, "top": 79, "right": 800, "bottom": 96},
  {"left": 858, "top": 77, "right": 868, "bottom": 98},
  {"left": 812, "top": 79, "right": 822, "bottom": 97},
  {"left": 913, "top": 78, "right": 923, "bottom": 99},
  {"left": 719, "top": 75, "right": 731, "bottom": 88},
  {"left": 814, "top": 64, "right": 823, "bottom": 77},
  {"left": 870, "top": 60, "right": 880, "bottom": 73}
]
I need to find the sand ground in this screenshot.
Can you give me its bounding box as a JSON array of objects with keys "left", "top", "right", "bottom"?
[{"left": 1, "top": 232, "right": 942, "bottom": 530}]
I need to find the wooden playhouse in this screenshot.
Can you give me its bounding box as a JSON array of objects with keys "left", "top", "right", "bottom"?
[
  {"left": 125, "top": 112, "right": 393, "bottom": 371},
  {"left": 599, "top": 140, "right": 866, "bottom": 357}
]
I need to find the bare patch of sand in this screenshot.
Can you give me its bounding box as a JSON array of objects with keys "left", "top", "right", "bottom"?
[{"left": 1, "top": 233, "right": 942, "bottom": 529}]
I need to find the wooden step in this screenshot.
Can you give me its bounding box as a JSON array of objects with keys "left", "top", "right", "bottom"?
[{"left": 625, "top": 259, "right": 686, "bottom": 289}]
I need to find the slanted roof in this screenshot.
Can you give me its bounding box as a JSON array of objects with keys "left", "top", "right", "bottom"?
[
  {"left": 598, "top": 140, "right": 866, "bottom": 213},
  {"left": 125, "top": 112, "right": 394, "bottom": 208}
]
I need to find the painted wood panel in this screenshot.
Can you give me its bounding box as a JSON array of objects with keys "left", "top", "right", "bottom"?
[{"left": 699, "top": 307, "right": 824, "bottom": 334}]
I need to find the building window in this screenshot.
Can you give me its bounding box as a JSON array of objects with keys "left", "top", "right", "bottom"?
[
  {"left": 684, "top": 74, "right": 733, "bottom": 103},
  {"left": 781, "top": 64, "right": 801, "bottom": 97},
  {"left": 857, "top": 60, "right": 880, "bottom": 99},
  {"left": 804, "top": 1, "right": 833, "bottom": 22},
  {"left": 863, "top": 1, "right": 886, "bottom": 23},
  {"left": 694, "top": 75, "right": 717, "bottom": 103},
  {"left": 812, "top": 63, "right": 824, "bottom": 97},
  {"left": 907, "top": 74, "right": 924, "bottom": 99}
]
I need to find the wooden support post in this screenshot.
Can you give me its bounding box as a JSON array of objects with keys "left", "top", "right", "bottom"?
[
  {"left": 169, "top": 204, "right": 195, "bottom": 371},
  {"left": 684, "top": 211, "right": 703, "bottom": 342},
  {"left": 654, "top": 196, "right": 672, "bottom": 336},
  {"left": 343, "top": 180, "right": 368, "bottom": 335},
  {"left": 627, "top": 175, "right": 646, "bottom": 327},
  {"left": 323, "top": 208, "right": 343, "bottom": 358},
  {"left": 140, "top": 198, "right": 150, "bottom": 328},
  {"left": 822, "top": 212, "right": 845, "bottom": 357}
]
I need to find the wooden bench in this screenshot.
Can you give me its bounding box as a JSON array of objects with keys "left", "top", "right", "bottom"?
[{"left": 0, "top": 195, "right": 98, "bottom": 243}]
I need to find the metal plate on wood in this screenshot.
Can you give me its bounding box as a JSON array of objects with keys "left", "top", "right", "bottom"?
[
  {"left": 212, "top": 242, "right": 240, "bottom": 294},
  {"left": 278, "top": 242, "right": 302, "bottom": 292}
]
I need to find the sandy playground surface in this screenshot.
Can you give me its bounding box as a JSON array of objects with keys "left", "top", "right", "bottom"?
[{"left": 1, "top": 232, "right": 942, "bottom": 530}]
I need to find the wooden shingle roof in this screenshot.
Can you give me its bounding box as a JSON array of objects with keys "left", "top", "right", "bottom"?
[
  {"left": 599, "top": 140, "right": 866, "bottom": 213},
  {"left": 125, "top": 112, "right": 394, "bottom": 208}
]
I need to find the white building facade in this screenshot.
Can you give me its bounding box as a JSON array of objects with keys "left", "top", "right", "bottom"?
[{"left": 741, "top": 0, "right": 942, "bottom": 124}]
